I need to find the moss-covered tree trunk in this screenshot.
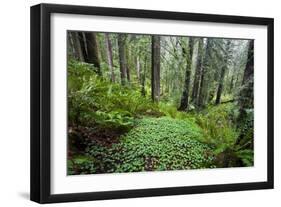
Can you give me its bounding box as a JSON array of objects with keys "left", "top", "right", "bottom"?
[
  {"left": 215, "top": 40, "right": 232, "bottom": 105},
  {"left": 67, "top": 32, "right": 76, "bottom": 59},
  {"left": 141, "top": 55, "right": 147, "bottom": 96},
  {"left": 151, "top": 36, "right": 161, "bottom": 102},
  {"left": 77, "top": 32, "right": 88, "bottom": 62},
  {"left": 125, "top": 44, "right": 131, "bottom": 83},
  {"left": 191, "top": 38, "right": 203, "bottom": 104},
  {"left": 240, "top": 40, "right": 254, "bottom": 107},
  {"left": 105, "top": 33, "right": 115, "bottom": 82},
  {"left": 178, "top": 38, "right": 194, "bottom": 111},
  {"left": 72, "top": 32, "right": 85, "bottom": 62},
  {"left": 118, "top": 34, "right": 127, "bottom": 86},
  {"left": 236, "top": 40, "right": 254, "bottom": 146},
  {"left": 84, "top": 32, "right": 101, "bottom": 75},
  {"left": 198, "top": 38, "right": 211, "bottom": 108}
]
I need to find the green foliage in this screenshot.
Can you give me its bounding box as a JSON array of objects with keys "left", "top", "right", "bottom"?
[
  {"left": 67, "top": 58, "right": 254, "bottom": 174},
  {"left": 68, "top": 59, "right": 98, "bottom": 91},
  {"left": 195, "top": 104, "right": 239, "bottom": 154},
  {"left": 193, "top": 103, "right": 253, "bottom": 167},
  {"left": 158, "top": 102, "right": 196, "bottom": 122},
  {"left": 237, "top": 108, "right": 254, "bottom": 147},
  {"left": 235, "top": 149, "right": 254, "bottom": 167},
  {"left": 91, "top": 110, "right": 134, "bottom": 130},
  {"left": 159, "top": 103, "right": 182, "bottom": 118},
  {"left": 81, "top": 117, "right": 215, "bottom": 174},
  {"left": 68, "top": 59, "right": 161, "bottom": 130},
  {"left": 67, "top": 155, "right": 95, "bottom": 175},
  {"left": 234, "top": 108, "right": 254, "bottom": 167}
]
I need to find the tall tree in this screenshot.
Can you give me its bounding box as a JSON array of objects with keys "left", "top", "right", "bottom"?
[
  {"left": 105, "top": 33, "right": 115, "bottom": 82},
  {"left": 118, "top": 34, "right": 127, "bottom": 85},
  {"left": 236, "top": 40, "right": 254, "bottom": 147},
  {"left": 141, "top": 55, "right": 147, "bottom": 96},
  {"left": 84, "top": 32, "right": 101, "bottom": 75},
  {"left": 198, "top": 38, "right": 211, "bottom": 108},
  {"left": 67, "top": 32, "right": 76, "bottom": 59},
  {"left": 178, "top": 37, "right": 194, "bottom": 111},
  {"left": 77, "top": 32, "right": 88, "bottom": 62},
  {"left": 97, "top": 34, "right": 107, "bottom": 64},
  {"left": 136, "top": 56, "right": 141, "bottom": 82},
  {"left": 238, "top": 40, "right": 254, "bottom": 117},
  {"left": 191, "top": 38, "right": 203, "bottom": 103},
  {"left": 215, "top": 40, "right": 232, "bottom": 104},
  {"left": 229, "top": 69, "right": 235, "bottom": 93},
  {"left": 125, "top": 44, "right": 131, "bottom": 83},
  {"left": 72, "top": 32, "right": 84, "bottom": 62},
  {"left": 151, "top": 35, "right": 161, "bottom": 102}
]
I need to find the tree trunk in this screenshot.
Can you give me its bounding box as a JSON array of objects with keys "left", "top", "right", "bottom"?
[
  {"left": 97, "top": 34, "right": 107, "bottom": 64},
  {"left": 67, "top": 32, "right": 76, "bottom": 59},
  {"left": 78, "top": 32, "right": 88, "bottom": 62},
  {"left": 229, "top": 74, "right": 234, "bottom": 92},
  {"left": 72, "top": 32, "right": 84, "bottom": 62},
  {"left": 198, "top": 39, "right": 211, "bottom": 108},
  {"left": 125, "top": 45, "right": 131, "bottom": 83},
  {"left": 118, "top": 34, "right": 127, "bottom": 85},
  {"left": 236, "top": 40, "right": 254, "bottom": 147},
  {"left": 84, "top": 32, "right": 101, "bottom": 75},
  {"left": 191, "top": 38, "right": 203, "bottom": 103},
  {"left": 178, "top": 37, "right": 194, "bottom": 111},
  {"left": 105, "top": 33, "right": 115, "bottom": 82},
  {"left": 151, "top": 35, "right": 161, "bottom": 102},
  {"left": 141, "top": 55, "right": 147, "bottom": 96},
  {"left": 215, "top": 67, "right": 226, "bottom": 105},
  {"left": 215, "top": 40, "right": 231, "bottom": 105},
  {"left": 238, "top": 40, "right": 254, "bottom": 114},
  {"left": 136, "top": 56, "right": 141, "bottom": 82}
]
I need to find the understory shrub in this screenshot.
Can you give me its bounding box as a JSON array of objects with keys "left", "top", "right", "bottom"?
[
  {"left": 195, "top": 104, "right": 239, "bottom": 154},
  {"left": 68, "top": 59, "right": 161, "bottom": 130},
  {"left": 195, "top": 104, "right": 253, "bottom": 167}
]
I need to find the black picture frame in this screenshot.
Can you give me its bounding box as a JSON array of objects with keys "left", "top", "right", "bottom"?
[{"left": 30, "top": 3, "right": 274, "bottom": 204}]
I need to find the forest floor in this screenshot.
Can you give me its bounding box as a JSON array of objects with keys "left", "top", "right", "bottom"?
[
  {"left": 68, "top": 112, "right": 220, "bottom": 174},
  {"left": 67, "top": 61, "right": 252, "bottom": 175}
]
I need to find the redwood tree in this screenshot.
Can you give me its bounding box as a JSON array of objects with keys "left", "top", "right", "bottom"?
[
  {"left": 151, "top": 35, "right": 161, "bottom": 102},
  {"left": 191, "top": 38, "right": 203, "bottom": 104},
  {"left": 198, "top": 38, "right": 211, "bottom": 108},
  {"left": 178, "top": 37, "right": 194, "bottom": 111},
  {"left": 118, "top": 34, "right": 127, "bottom": 85},
  {"left": 215, "top": 40, "right": 232, "bottom": 105},
  {"left": 236, "top": 40, "right": 254, "bottom": 149},
  {"left": 72, "top": 32, "right": 84, "bottom": 62},
  {"left": 105, "top": 33, "right": 115, "bottom": 82},
  {"left": 84, "top": 32, "right": 101, "bottom": 75}
]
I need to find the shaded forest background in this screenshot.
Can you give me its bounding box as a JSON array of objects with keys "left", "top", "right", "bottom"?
[{"left": 67, "top": 31, "right": 254, "bottom": 175}]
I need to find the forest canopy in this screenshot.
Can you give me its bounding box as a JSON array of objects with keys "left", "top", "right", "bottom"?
[{"left": 67, "top": 31, "right": 254, "bottom": 175}]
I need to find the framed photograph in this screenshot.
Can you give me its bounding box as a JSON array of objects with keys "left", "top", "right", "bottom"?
[{"left": 30, "top": 3, "right": 274, "bottom": 203}]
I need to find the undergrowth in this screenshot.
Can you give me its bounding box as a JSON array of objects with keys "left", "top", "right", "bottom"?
[
  {"left": 69, "top": 117, "right": 215, "bottom": 174},
  {"left": 67, "top": 60, "right": 254, "bottom": 174},
  {"left": 68, "top": 59, "right": 161, "bottom": 131}
]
